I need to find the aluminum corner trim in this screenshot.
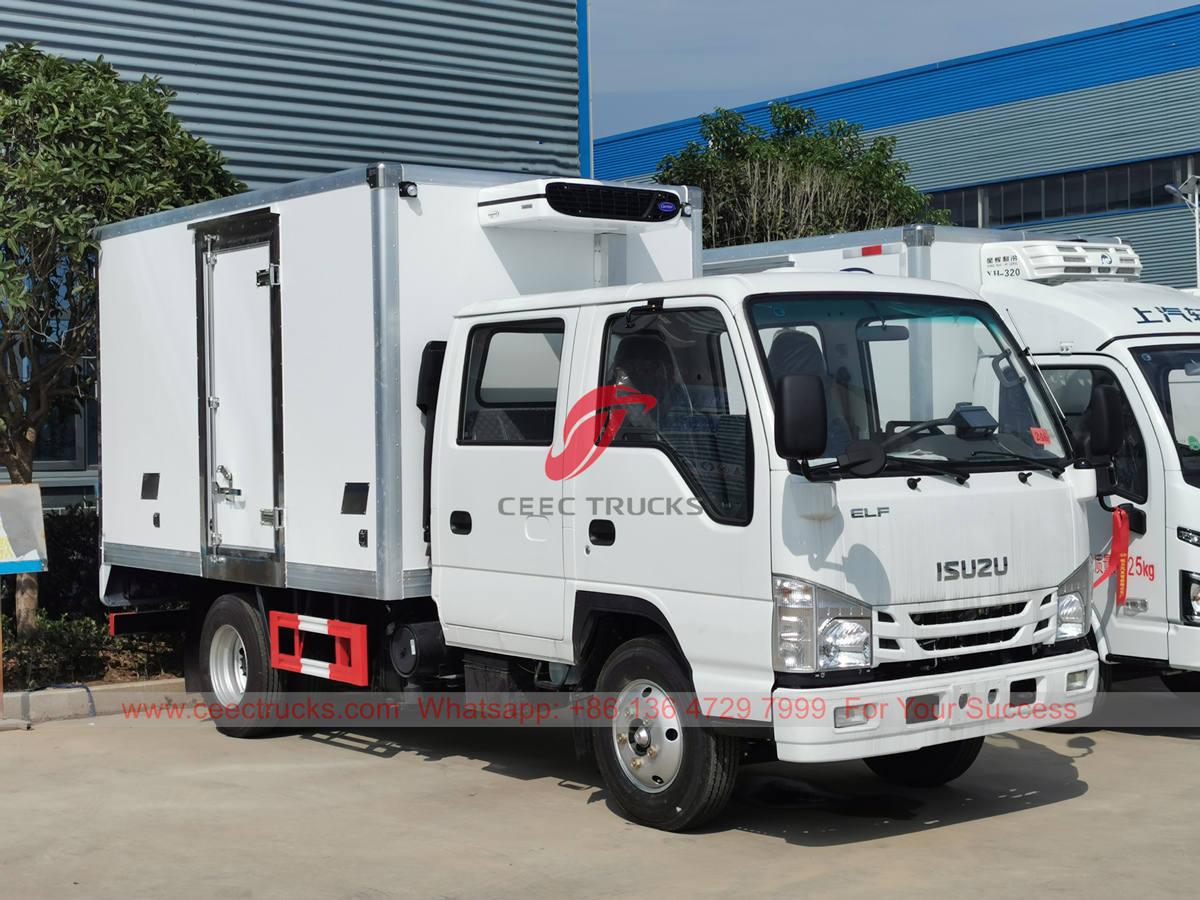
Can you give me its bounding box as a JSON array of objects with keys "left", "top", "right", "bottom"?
[
  {"left": 103, "top": 543, "right": 203, "bottom": 576},
  {"left": 403, "top": 567, "right": 432, "bottom": 597},
  {"left": 371, "top": 163, "right": 405, "bottom": 600},
  {"left": 285, "top": 562, "right": 378, "bottom": 598}
]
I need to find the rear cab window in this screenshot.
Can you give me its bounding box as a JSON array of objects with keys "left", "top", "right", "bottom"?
[{"left": 459, "top": 319, "right": 564, "bottom": 445}]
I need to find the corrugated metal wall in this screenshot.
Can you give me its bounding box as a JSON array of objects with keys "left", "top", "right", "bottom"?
[
  {"left": 0, "top": 0, "right": 582, "bottom": 187},
  {"left": 875, "top": 68, "right": 1200, "bottom": 192}
]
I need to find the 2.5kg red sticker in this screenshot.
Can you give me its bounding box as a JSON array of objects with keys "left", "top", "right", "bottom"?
[{"left": 1030, "top": 427, "right": 1051, "bottom": 446}]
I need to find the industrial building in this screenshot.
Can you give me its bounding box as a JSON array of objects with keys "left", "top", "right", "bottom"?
[
  {"left": 0, "top": 0, "right": 591, "bottom": 501},
  {"left": 1, "top": 0, "right": 590, "bottom": 188},
  {"left": 595, "top": 6, "right": 1200, "bottom": 289}
]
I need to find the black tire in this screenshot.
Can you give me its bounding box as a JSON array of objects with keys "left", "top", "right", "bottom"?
[
  {"left": 592, "top": 636, "right": 739, "bottom": 831},
  {"left": 198, "top": 593, "right": 282, "bottom": 738},
  {"left": 864, "top": 736, "right": 984, "bottom": 787},
  {"left": 1160, "top": 670, "right": 1200, "bottom": 695}
]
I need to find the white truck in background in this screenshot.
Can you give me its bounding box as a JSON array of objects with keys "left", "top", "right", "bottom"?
[
  {"left": 98, "top": 170, "right": 1101, "bottom": 831},
  {"left": 707, "top": 225, "right": 1200, "bottom": 690}
]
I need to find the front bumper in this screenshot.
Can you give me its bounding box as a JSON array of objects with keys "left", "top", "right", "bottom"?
[{"left": 772, "top": 649, "right": 1098, "bottom": 763}]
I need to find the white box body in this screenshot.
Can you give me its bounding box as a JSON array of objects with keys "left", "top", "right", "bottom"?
[{"left": 99, "top": 164, "right": 700, "bottom": 600}]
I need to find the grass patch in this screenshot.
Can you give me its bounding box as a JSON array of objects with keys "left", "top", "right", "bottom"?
[{"left": 1, "top": 613, "right": 180, "bottom": 691}]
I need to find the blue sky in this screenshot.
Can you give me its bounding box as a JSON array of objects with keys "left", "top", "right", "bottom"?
[{"left": 589, "top": 0, "right": 1197, "bottom": 136}]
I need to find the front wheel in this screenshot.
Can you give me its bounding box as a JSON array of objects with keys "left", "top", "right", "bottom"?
[
  {"left": 199, "top": 594, "right": 282, "bottom": 738},
  {"left": 592, "top": 636, "right": 739, "bottom": 831},
  {"left": 864, "top": 736, "right": 983, "bottom": 787},
  {"left": 1160, "top": 670, "right": 1200, "bottom": 694}
]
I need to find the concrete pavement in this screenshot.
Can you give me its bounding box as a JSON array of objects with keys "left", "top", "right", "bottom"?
[{"left": 1, "top": 719, "right": 1197, "bottom": 899}]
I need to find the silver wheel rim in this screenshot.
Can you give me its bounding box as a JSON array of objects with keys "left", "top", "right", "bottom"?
[
  {"left": 611, "top": 679, "right": 684, "bottom": 794},
  {"left": 209, "top": 624, "right": 249, "bottom": 706}
]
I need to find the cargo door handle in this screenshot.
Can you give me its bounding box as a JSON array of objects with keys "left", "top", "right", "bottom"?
[
  {"left": 588, "top": 519, "right": 616, "bottom": 546},
  {"left": 450, "top": 510, "right": 472, "bottom": 535}
]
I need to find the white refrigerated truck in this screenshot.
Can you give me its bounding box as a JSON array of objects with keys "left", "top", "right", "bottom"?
[
  {"left": 98, "top": 170, "right": 1101, "bottom": 831},
  {"left": 707, "top": 224, "right": 1200, "bottom": 688}
]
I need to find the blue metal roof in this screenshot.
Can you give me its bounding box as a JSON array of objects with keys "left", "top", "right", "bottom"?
[{"left": 595, "top": 5, "right": 1200, "bottom": 180}]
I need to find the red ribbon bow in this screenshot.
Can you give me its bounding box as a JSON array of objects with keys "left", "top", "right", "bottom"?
[{"left": 1093, "top": 507, "right": 1131, "bottom": 606}]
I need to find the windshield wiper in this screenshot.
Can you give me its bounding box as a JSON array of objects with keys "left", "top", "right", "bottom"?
[
  {"left": 881, "top": 418, "right": 952, "bottom": 452},
  {"left": 884, "top": 455, "right": 970, "bottom": 484},
  {"left": 968, "top": 449, "right": 1066, "bottom": 475},
  {"left": 803, "top": 440, "right": 970, "bottom": 483}
]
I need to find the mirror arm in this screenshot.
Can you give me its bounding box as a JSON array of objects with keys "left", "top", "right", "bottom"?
[{"left": 785, "top": 457, "right": 817, "bottom": 478}]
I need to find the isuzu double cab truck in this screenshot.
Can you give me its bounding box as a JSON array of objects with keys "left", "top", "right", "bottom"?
[
  {"left": 708, "top": 225, "right": 1200, "bottom": 691},
  {"left": 99, "top": 169, "right": 1100, "bottom": 831}
]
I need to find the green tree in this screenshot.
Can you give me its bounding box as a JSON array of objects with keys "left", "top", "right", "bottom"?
[
  {"left": 0, "top": 43, "right": 243, "bottom": 633},
  {"left": 656, "top": 103, "right": 949, "bottom": 249}
]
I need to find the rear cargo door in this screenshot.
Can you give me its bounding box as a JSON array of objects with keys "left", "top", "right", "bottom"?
[{"left": 193, "top": 210, "right": 284, "bottom": 587}]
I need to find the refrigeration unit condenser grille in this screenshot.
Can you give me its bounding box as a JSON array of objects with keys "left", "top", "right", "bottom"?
[{"left": 544, "top": 182, "right": 681, "bottom": 222}]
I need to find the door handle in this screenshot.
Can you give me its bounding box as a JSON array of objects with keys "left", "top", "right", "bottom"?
[
  {"left": 214, "top": 465, "right": 240, "bottom": 497},
  {"left": 589, "top": 519, "right": 616, "bottom": 546},
  {"left": 450, "top": 510, "right": 472, "bottom": 535}
]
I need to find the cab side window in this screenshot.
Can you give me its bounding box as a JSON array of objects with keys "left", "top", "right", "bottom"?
[
  {"left": 459, "top": 319, "right": 564, "bottom": 445},
  {"left": 1043, "top": 367, "right": 1148, "bottom": 501},
  {"left": 601, "top": 308, "right": 751, "bottom": 524}
]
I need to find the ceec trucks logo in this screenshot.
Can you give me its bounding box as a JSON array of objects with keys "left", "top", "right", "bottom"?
[{"left": 544, "top": 385, "right": 656, "bottom": 481}]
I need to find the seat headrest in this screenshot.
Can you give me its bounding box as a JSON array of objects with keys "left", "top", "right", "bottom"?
[
  {"left": 1054, "top": 370, "right": 1094, "bottom": 416},
  {"left": 610, "top": 333, "right": 674, "bottom": 400},
  {"left": 767, "top": 331, "right": 826, "bottom": 382}
]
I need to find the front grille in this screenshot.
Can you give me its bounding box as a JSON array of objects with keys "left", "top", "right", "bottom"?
[
  {"left": 910, "top": 601, "right": 1026, "bottom": 626},
  {"left": 544, "top": 182, "right": 681, "bottom": 222},
  {"left": 917, "top": 628, "right": 1019, "bottom": 652},
  {"left": 875, "top": 591, "right": 1052, "bottom": 662}
]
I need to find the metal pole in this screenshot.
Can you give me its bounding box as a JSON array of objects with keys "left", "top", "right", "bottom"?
[{"left": 1192, "top": 197, "right": 1199, "bottom": 291}]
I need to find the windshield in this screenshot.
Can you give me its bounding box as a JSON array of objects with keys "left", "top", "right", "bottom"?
[
  {"left": 748, "top": 292, "right": 1069, "bottom": 473},
  {"left": 1133, "top": 345, "right": 1200, "bottom": 488}
]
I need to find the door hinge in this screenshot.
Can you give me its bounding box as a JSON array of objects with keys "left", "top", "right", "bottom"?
[
  {"left": 256, "top": 263, "right": 280, "bottom": 287},
  {"left": 207, "top": 395, "right": 220, "bottom": 411},
  {"left": 209, "top": 529, "right": 222, "bottom": 546},
  {"left": 260, "top": 507, "right": 284, "bottom": 529}
]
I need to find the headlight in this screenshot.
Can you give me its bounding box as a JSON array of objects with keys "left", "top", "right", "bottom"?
[
  {"left": 1181, "top": 572, "right": 1200, "bottom": 626},
  {"left": 1055, "top": 559, "right": 1092, "bottom": 641},
  {"left": 773, "top": 575, "right": 873, "bottom": 672}
]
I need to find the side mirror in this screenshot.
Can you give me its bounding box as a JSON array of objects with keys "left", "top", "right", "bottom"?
[
  {"left": 775, "top": 374, "right": 827, "bottom": 460},
  {"left": 1086, "top": 383, "right": 1123, "bottom": 460}
]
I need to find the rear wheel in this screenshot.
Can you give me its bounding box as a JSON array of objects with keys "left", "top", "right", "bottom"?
[
  {"left": 592, "top": 636, "right": 739, "bottom": 831},
  {"left": 864, "top": 736, "right": 983, "bottom": 787},
  {"left": 199, "top": 594, "right": 282, "bottom": 738}
]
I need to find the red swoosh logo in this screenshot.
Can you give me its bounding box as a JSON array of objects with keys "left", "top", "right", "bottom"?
[{"left": 545, "top": 385, "right": 656, "bottom": 481}]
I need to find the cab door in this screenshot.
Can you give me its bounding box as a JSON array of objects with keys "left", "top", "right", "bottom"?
[
  {"left": 434, "top": 311, "right": 578, "bottom": 644},
  {"left": 1042, "top": 357, "right": 1168, "bottom": 662},
  {"left": 562, "top": 299, "right": 772, "bottom": 693}
]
